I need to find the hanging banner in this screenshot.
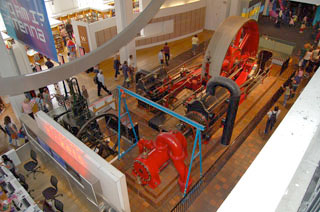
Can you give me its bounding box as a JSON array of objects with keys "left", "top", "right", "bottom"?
[
  {"left": 242, "top": 1, "right": 262, "bottom": 21},
  {"left": 0, "top": 0, "right": 58, "bottom": 61}
]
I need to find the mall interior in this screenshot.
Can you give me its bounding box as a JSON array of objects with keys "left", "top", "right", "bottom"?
[{"left": 0, "top": 0, "right": 320, "bottom": 211}]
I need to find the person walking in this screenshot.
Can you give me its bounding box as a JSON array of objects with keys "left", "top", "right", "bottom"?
[
  {"left": 97, "top": 70, "right": 112, "bottom": 97},
  {"left": 192, "top": 34, "right": 199, "bottom": 55},
  {"left": 22, "top": 98, "right": 35, "bottom": 119},
  {"left": 282, "top": 84, "right": 291, "bottom": 107},
  {"left": 45, "top": 57, "right": 54, "bottom": 69},
  {"left": 163, "top": 43, "right": 170, "bottom": 66},
  {"left": 65, "top": 21, "right": 73, "bottom": 39},
  {"left": 301, "top": 48, "right": 312, "bottom": 69},
  {"left": 128, "top": 55, "right": 136, "bottom": 82},
  {"left": 264, "top": 106, "right": 281, "bottom": 134},
  {"left": 60, "top": 26, "right": 68, "bottom": 46},
  {"left": 113, "top": 55, "right": 121, "bottom": 80},
  {"left": 4, "top": 116, "right": 18, "bottom": 146},
  {"left": 291, "top": 73, "right": 302, "bottom": 98},
  {"left": 43, "top": 88, "right": 53, "bottom": 111},
  {"left": 307, "top": 46, "right": 320, "bottom": 75},
  {"left": 122, "top": 61, "right": 130, "bottom": 88},
  {"left": 35, "top": 93, "right": 46, "bottom": 112},
  {"left": 299, "top": 21, "right": 306, "bottom": 33},
  {"left": 66, "top": 37, "right": 76, "bottom": 58},
  {"left": 82, "top": 85, "right": 89, "bottom": 101},
  {"left": 289, "top": 15, "right": 295, "bottom": 27},
  {"left": 158, "top": 49, "right": 164, "bottom": 66}
]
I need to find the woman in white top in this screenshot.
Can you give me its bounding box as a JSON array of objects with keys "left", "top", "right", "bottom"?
[
  {"left": 192, "top": 34, "right": 199, "bottom": 55},
  {"left": 302, "top": 49, "right": 313, "bottom": 68},
  {"left": 22, "top": 98, "right": 34, "bottom": 119},
  {"left": 158, "top": 49, "right": 164, "bottom": 65}
]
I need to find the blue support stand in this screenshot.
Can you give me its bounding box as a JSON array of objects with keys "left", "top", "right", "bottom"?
[{"left": 116, "top": 86, "right": 204, "bottom": 196}]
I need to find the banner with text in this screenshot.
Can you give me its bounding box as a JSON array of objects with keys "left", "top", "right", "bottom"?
[{"left": 0, "top": 0, "right": 58, "bottom": 61}]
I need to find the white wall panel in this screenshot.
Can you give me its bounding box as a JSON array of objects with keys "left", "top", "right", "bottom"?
[
  {"left": 205, "top": 0, "right": 229, "bottom": 30},
  {"left": 289, "top": 0, "right": 320, "bottom": 5},
  {"left": 35, "top": 112, "right": 130, "bottom": 212}
]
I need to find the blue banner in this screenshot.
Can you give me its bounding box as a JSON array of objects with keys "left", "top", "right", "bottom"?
[{"left": 0, "top": 0, "right": 58, "bottom": 62}]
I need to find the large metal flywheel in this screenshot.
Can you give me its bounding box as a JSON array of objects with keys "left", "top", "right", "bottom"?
[{"left": 202, "top": 16, "right": 259, "bottom": 78}]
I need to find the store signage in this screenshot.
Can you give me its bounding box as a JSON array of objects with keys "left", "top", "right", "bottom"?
[
  {"left": 78, "top": 25, "right": 90, "bottom": 53},
  {"left": 0, "top": 0, "right": 58, "bottom": 61}
]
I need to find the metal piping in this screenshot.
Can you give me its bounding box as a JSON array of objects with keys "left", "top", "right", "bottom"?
[
  {"left": 133, "top": 132, "right": 191, "bottom": 192},
  {"left": 155, "top": 132, "right": 191, "bottom": 192},
  {"left": 206, "top": 76, "right": 241, "bottom": 145}
]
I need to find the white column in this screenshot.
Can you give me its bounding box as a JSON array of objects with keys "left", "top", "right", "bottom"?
[
  {"left": 139, "top": 0, "right": 151, "bottom": 11},
  {"left": 0, "top": 38, "right": 19, "bottom": 78},
  {"left": 12, "top": 41, "right": 33, "bottom": 75},
  {"left": 139, "top": 0, "right": 152, "bottom": 36},
  {"left": 205, "top": 0, "right": 229, "bottom": 31},
  {"left": 114, "top": 0, "right": 137, "bottom": 64},
  {"left": 229, "top": 0, "right": 242, "bottom": 16},
  {"left": 0, "top": 35, "right": 27, "bottom": 119}
]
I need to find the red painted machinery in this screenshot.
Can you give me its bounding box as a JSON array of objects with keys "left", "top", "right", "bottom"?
[
  {"left": 132, "top": 131, "right": 192, "bottom": 192},
  {"left": 133, "top": 17, "right": 273, "bottom": 191},
  {"left": 136, "top": 65, "right": 206, "bottom": 109}
]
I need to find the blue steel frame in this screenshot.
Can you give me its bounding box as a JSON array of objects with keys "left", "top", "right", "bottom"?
[{"left": 117, "top": 86, "right": 205, "bottom": 196}]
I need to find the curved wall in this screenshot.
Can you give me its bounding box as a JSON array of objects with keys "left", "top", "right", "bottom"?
[{"left": 94, "top": 0, "right": 206, "bottom": 49}]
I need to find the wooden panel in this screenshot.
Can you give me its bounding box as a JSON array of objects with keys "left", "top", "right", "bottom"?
[
  {"left": 110, "top": 26, "right": 117, "bottom": 37},
  {"left": 169, "top": 32, "right": 175, "bottom": 39},
  {"left": 175, "top": 15, "right": 181, "bottom": 35},
  {"left": 98, "top": 31, "right": 105, "bottom": 45},
  {"left": 151, "top": 36, "right": 158, "bottom": 43},
  {"left": 136, "top": 39, "right": 141, "bottom": 46},
  {"left": 158, "top": 35, "right": 165, "bottom": 43},
  {"left": 95, "top": 31, "right": 101, "bottom": 47},
  {"left": 175, "top": 13, "right": 182, "bottom": 24},
  {"left": 186, "top": 11, "right": 192, "bottom": 33},
  {"left": 145, "top": 38, "right": 152, "bottom": 45},
  {"left": 195, "top": 9, "right": 201, "bottom": 29},
  {"left": 191, "top": 10, "right": 197, "bottom": 30},
  {"left": 164, "top": 33, "right": 171, "bottom": 41},
  {"left": 200, "top": 9, "right": 205, "bottom": 28},
  {"left": 78, "top": 25, "right": 90, "bottom": 53},
  {"left": 104, "top": 28, "right": 111, "bottom": 42},
  {"left": 139, "top": 38, "right": 146, "bottom": 46}
]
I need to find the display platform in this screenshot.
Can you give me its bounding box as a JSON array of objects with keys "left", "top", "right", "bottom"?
[{"left": 112, "top": 74, "right": 279, "bottom": 210}]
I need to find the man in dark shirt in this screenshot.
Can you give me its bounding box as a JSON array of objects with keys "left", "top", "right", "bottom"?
[
  {"left": 45, "top": 58, "right": 54, "bottom": 69},
  {"left": 65, "top": 22, "right": 73, "bottom": 39},
  {"left": 163, "top": 42, "right": 170, "bottom": 66},
  {"left": 122, "top": 61, "right": 130, "bottom": 88},
  {"left": 113, "top": 55, "right": 121, "bottom": 80}
]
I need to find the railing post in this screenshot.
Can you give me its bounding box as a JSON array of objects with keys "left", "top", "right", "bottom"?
[
  {"left": 184, "top": 130, "right": 199, "bottom": 196},
  {"left": 117, "top": 87, "right": 122, "bottom": 159},
  {"left": 123, "top": 98, "right": 139, "bottom": 143}
]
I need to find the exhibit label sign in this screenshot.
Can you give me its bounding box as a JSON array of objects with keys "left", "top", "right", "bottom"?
[{"left": 0, "top": 0, "right": 58, "bottom": 61}]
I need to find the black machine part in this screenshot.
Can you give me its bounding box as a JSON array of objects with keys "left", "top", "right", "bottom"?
[
  {"left": 136, "top": 68, "right": 169, "bottom": 101},
  {"left": 76, "top": 113, "right": 140, "bottom": 158},
  {"left": 206, "top": 76, "right": 240, "bottom": 145}
]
